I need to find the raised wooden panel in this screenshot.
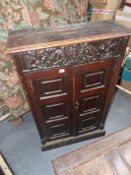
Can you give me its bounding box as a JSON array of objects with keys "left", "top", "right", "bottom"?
[
  {"left": 82, "top": 70, "right": 105, "bottom": 90},
  {"left": 36, "top": 77, "right": 66, "bottom": 99},
  {"left": 79, "top": 117, "right": 96, "bottom": 132},
  {"left": 80, "top": 95, "right": 101, "bottom": 113},
  {"left": 79, "top": 110, "right": 100, "bottom": 133},
  {"left": 43, "top": 102, "right": 67, "bottom": 121},
  {"left": 46, "top": 120, "right": 70, "bottom": 140}
]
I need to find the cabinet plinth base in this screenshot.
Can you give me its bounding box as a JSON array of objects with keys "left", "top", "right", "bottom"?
[{"left": 41, "top": 129, "right": 105, "bottom": 151}]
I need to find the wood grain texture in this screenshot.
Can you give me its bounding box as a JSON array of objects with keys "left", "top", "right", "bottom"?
[
  {"left": 6, "top": 21, "right": 131, "bottom": 54},
  {"left": 53, "top": 126, "right": 131, "bottom": 175},
  {"left": 64, "top": 156, "right": 115, "bottom": 175}
]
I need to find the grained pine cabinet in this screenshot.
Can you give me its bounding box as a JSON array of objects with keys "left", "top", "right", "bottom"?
[{"left": 7, "top": 21, "right": 131, "bottom": 150}]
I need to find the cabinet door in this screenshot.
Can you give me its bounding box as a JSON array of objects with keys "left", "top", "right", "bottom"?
[
  {"left": 25, "top": 66, "right": 73, "bottom": 142},
  {"left": 73, "top": 60, "right": 115, "bottom": 135}
]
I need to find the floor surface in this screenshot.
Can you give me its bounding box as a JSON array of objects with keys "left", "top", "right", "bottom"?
[{"left": 0, "top": 90, "right": 131, "bottom": 175}]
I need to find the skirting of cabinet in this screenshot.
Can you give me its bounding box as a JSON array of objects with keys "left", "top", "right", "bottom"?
[{"left": 41, "top": 129, "right": 105, "bottom": 151}]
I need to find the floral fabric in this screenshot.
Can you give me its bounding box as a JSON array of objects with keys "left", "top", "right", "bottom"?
[{"left": 0, "top": 0, "right": 87, "bottom": 119}]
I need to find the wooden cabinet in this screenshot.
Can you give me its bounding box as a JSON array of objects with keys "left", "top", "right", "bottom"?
[{"left": 6, "top": 21, "right": 131, "bottom": 150}]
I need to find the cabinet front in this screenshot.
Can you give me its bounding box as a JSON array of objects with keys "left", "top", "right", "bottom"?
[
  {"left": 25, "top": 67, "right": 74, "bottom": 142},
  {"left": 24, "top": 59, "right": 116, "bottom": 141}
]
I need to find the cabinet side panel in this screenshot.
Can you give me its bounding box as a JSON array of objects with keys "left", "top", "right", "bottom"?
[
  {"left": 100, "top": 37, "right": 129, "bottom": 127},
  {"left": 12, "top": 54, "right": 47, "bottom": 142}
]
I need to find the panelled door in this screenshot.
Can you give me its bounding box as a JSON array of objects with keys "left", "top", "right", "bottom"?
[
  {"left": 73, "top": 60, "right": 115, "bottom": 135},
  {"left": 25, "top": 66, "right": 74, "bottom": 142}
]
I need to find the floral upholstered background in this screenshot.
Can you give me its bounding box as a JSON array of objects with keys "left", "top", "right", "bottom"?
[{"left": 0, "top": 0, "right": 87, "bottom": 119}]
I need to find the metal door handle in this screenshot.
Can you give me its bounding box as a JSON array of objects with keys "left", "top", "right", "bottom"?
[{"left": 75, "top": 101, "right": 79, "bottom": 109}]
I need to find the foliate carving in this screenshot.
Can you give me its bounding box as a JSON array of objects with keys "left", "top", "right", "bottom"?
[{"left": 17, "top": 38, "right": 128, "bottom": 72}]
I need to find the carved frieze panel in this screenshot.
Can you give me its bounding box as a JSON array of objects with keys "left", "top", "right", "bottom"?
[{"left": 15, "top": 37, "right": 128, "bottom": 72}]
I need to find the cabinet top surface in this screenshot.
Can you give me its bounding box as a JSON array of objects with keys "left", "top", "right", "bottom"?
[{"left": 6, "top": 21, "right": 131, "bottom": 54}]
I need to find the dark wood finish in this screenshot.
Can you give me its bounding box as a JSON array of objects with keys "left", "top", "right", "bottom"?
[
  {"left": 10, "top": 38, "right": 126, "bottom": 72},
  {"left": 6, "top": 21, "right": 131, "bottom": 150},
  {"left": 52, "top": 126, "right": 131, "bottom": 175},
  {"left": 73, "top": 60, "right": 115, "bottom": 135},
  {"left": 25, "top": 67, "right": 74, "bottom": 142}
]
